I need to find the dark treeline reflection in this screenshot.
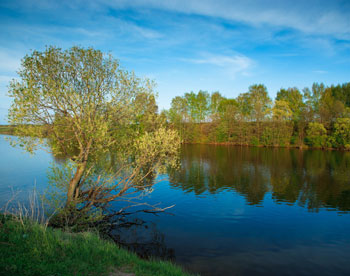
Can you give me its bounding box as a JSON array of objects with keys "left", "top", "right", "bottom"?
[
  {"left": 169, "top": 144, "right": 350, "bottom": 212},
  {"left": 109, "top": 221, "right": 175, "bottom": 261}
]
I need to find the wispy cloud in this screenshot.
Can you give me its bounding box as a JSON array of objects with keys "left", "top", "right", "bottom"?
[
  {"left": 313, "top": 70, "right": 327, "bottom": 74},
  {"left": 109, "top": 0, "right": 350, "bottom": 39},
  {"left": 188, "top": 54, "right": 252, "bottom": 69},
  {"left": 184, "top": 53, "right": 254, "bottom": 78},
  {"left": 108, "top": 17, "right": 163, "bottom": 39},
  {"left": 271, "top": 53, "right": 299, "bottom": 57},
  {"left": 0, "top": 0, "right": 349, "bottom": 123}
]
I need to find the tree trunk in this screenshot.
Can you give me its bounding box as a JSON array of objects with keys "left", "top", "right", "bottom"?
[{"left": 66, "top": 162, "right": 86, "bottom": 207}]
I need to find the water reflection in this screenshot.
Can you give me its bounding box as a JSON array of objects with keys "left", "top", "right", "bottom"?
[
  {"left": 2, "top": 135, "right": 350, "bottom": 276},
  {"left": 108, "top": 219, "right": 175, "bottom": 260},
  {"left": 169, "top": 145, "right": 350, "bottom": 212}
]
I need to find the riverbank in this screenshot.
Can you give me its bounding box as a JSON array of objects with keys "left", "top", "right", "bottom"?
[
  {"left": 182, "top": 141, "right": 350, "bottom": 151},
  {"left": 0, "top": 125, "right": 16, "bottom": 135},
  {"left": 1, "top": 126, "right": 348, "bottom": 151},
  {"left": 0, "top": 214, "right": 193, "bottom": 276}
]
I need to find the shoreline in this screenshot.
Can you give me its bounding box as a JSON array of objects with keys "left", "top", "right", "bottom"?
[
  {"left": 1, "top": 130, "right": 348, "bottom": 152},
  {"left": 182, "top": 141, "right": 349, "bottom": 151},
  {"left": 0, "top": 213, "right": 194, "bottom": 276}
]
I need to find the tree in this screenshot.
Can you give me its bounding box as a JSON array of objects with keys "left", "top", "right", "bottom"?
[
  {"left": 210, "top": 91, "right": 225, "bottom": 119},
  {"left": 303, "top": 82, "right": 326, "bottom": 120},
  {"left": 8, "top": 46, "right": 180, "bottom": 223},
  {"left": 319, "top": 88, "right": 345, "bottom": 129},
  {"left": 165, "top": 82, "right": 350, "bottom": 150},
  {"left": 134, "top": 92, "right": 162, "bottom": 133},
  {"left": 332, "top": 118, "right": 350, "bottom": 149},
  {"left": 246, "top": 84, "right": 272, "bottom": 144},
  {"left": 305, "top": 122, "right": 328, "bottom": 148},
  {"left": 271, "top": 100, "right": 293, "bottom": 146},
  {"left": 330, "top": 83, "right": 350, "bottom": 108},
  {"left": 216, "top": 98, "right": 237, "bottom": 142},
  {"left": 235, "top": 93, "right": 253, "bottom": 145},
  {"left": 276, "top": 87, "right": 304, "bottom": 122},
  {"left": 272, "top": 100, "right": 292, "bottom": 122},
  {"left": 184, "top": 90, "right": 210, "bottom": 123},
  {"left": 167, "top": 96, "right": 190, "bottom": 141}
]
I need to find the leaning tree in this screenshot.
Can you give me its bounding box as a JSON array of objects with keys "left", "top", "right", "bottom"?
[{"left": 8, "top": 46, "right": 180, "bottom": 227}]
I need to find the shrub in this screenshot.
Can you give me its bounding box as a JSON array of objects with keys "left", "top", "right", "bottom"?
[
  {"left": 332, "top": 118, "right": 350, "bottom": 148},
  {"left": 305, "top": 122, "right": 328, "bottom": 148}
]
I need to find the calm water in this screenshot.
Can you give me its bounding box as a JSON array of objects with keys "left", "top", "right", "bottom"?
[{"left": 1, "top": 134, "right": 350, "bottom": 276}]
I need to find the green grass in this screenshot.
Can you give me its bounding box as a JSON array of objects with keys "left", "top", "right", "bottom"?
[{"left": 0, "top": 214, "right": 194, "bottom": 276}]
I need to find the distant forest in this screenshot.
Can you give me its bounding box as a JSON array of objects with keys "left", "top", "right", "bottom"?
[{"left": 163, "top": 82, "right": 350, "bottom": 149}]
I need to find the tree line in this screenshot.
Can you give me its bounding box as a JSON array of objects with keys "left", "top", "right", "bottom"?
[{"left": 164, "top": 83, "right": 350, "bottom": 149}]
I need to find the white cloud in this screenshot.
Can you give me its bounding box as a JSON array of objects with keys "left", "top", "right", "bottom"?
[
  {"left": 110, "top": 18, "right": 163, "bottom": 39},
  {"left": 184, "top": 53, "right": 254, "bottom": 78},
  {"left": 313, "top": 70, "right": 327, "bottom": 74},
  {"left": 108, "top": 0, "right": 350, "bottom": 39},
  {"left": 190, "top": 54, "right": 252, "bottom": 69}
]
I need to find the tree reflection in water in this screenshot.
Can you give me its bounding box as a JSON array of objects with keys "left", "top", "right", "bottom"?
[
  {"left": 108, "top": 218, "right": 175, "bottom": 261},
  {"left": 168, "top": 144, "right": 350, "bottom": 212}
]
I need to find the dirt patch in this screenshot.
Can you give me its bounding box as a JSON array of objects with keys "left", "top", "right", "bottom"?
[{"left": 109, "top": 268, "right": 135, "bottom": 276}]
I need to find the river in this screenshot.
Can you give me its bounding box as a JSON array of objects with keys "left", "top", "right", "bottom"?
[{"left": 1, "top": 135, "right": 350, "bottom": 276}]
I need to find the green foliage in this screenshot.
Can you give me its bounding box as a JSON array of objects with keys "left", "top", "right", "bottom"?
[
  {"left": 7, "top": 46, "right": 181, "bottom": 228},
  {"left": 167, "top": 91, "right": 219, "bottom": 142},
  {"left": 260, "top": 122, "right": 293, "bottom": 147},
  {"left": 210, "top": 91, "right": 225, "bottom": 116},
  {"left": 276, "top": 87, "right": 304, "bottom": 122},
  {"left": 303, "top": 82, "right": 325, "bottom": 116},
  {"left": 166, "top": 82, "right": 350, "bottom": 150},
  {"left": 134, "top": 92, "right": 163, "bottom": 133},
  {"left": 319, "top": 88, "right": 345, "bottom": 128},
  {"left": 272, "top": 100, "right": 292, "bottom": 121},
  {"left": 6, "top": 49, "right": 350, "bottom": 153},
  {"left": 0, "top": 214, "right": 192, "bottom": 276},
  {"left": 332, "top": 118, "right": 350, "bottom": 149},
  {"left": 184, "top": 90, "right": 210, "bottom": 123},
  {"left": 240, "top": 84, "right": 272, "bottom": 145},
  {"left": 326, "top": 135, "right": 337, "bottom": 148},
  {"left": 214, "top": 122, "right": 229, "bottom": 143},
  {"left": 247, "top": 84, "right": 272, "bottom": 122},
  {"left": 329, "top": 82, "right": 350, "bottom": 108},
  {"left": 261, "top": 127, "right": 274, "bottom": 146},
  {"left": 305, "top": 122, "right": 328, "bottom": 148},
  {"left": 251, "top": 136, "right": 259, "bottom": 146},
  {"left": 134, "top": 127, "right": 181, "bottom": 174},
  {"left": 8, "top": 46, "right": 155, "bottom": 160}
]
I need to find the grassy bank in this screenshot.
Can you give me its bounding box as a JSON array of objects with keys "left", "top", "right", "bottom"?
[{"left": 0, "top": 214, "right": 193, "bottom": 276}]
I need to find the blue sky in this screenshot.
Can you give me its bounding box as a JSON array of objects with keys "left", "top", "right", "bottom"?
[{"left": 0, "top": 0, "right": 350, "bottom": 124}]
